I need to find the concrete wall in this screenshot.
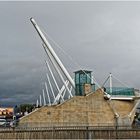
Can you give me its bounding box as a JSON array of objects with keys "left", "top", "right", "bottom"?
[{"left": 19, "top": 89, "right": 138, "bottom": 127}]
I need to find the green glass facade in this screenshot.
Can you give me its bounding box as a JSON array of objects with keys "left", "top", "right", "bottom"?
[
  {"left": 105, "top": 87, "right": 135, "bottom": 96},
  {"left": 74, "top": 70, "right": 92, "bottom": 96}
]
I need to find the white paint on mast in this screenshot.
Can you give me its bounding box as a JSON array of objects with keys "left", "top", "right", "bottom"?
[
  {"left": 42, "top": 44, "right": 73, "bottom": 98},
  {"left": 45, "top": 61, "right": 60, "bottom": 91},
  {"left": 42, "top": 89, "right": 46, "bottom": 106},
  {"left": 109, "top": 73, "right": 113, "bottom": 94},
  {"left": 53, "top": 80, "right": 68, "bottom": 104},
  {"left": 47, "top": 74, "right": 56, "bottom": 100},
  {"left": 39, "top": 95, "right": 42, "bottom": 106},
  {"left": 62, "top": 89, "right": 67, "bottom": 100},
  {"left": 36, "top": 99, "right": 39, "bottom": 107},
  {"left": 70, "top": 85, "right": 73, "bottom": 94},
  {"left": 30, "top": 18, "right": 75, "bottom": 88},
  {"left": 68, "top": 86, "right": 73, "bottom": 99},
  {"left": 62, "top": 83, "right": 72, "bottom": 100},
  {"left": 62, "top": 81, "right": 69, "bottom": 99},
  {"left": 45, "top": 61, "right": 64, "bottom": 101},
  {"left": 45, "top": 82, "right": 51, "bottom": 105}
]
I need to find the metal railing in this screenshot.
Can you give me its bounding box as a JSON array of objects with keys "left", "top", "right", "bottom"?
[
  {"left": 0, "top": 126, "right": 140, "bottom": 139},
  {"left": 0, "top": 124, "right": 140, "bottom": 139}
]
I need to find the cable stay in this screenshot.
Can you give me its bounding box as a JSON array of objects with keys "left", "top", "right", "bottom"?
[
  {"left": 46, "top": 73, "right": 56, "bottom": 101},
  {"left": 44, "top": 58, "right": 73, "bottom": 105},
  {"left": 42, "top": 44, "right": 73, "bottom": 98},
  {"left": 30, "top": 18, "right": 75, "bottom": 88},
  {"left": 31, "top": 17, "right": 101, "bottom": 89},
  {"left": 53, "top": 80, "right": 69, "bottom": 104},
  {"left": 41, "top": 26, "right": 101, "bottom": 89},
  {"left": 42, "top": 89, "right": 46, "bottom": 106},
  {"left": 30, "top": 18, "right": 104, "bottom": 106},
  {"left": 45, "top": 60, "right": 65, "bottom": 102},
  {"left": 44, "top": 82, "right": 51, "bottom": 106}
]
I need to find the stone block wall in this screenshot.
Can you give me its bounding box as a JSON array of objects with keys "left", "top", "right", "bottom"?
[{"left": 19, "top": 89, "right": 137, "bottom": 127}]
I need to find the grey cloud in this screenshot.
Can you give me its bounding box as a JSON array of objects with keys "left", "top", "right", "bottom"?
[{"left": 0, "top": 1, "right": 140, "bottom": 105}]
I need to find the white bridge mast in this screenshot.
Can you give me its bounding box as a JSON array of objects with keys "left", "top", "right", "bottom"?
[{"left": 30, "top": 18, "right": 75, "bottom": 88}]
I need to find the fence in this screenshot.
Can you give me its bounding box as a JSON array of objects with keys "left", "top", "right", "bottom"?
[{"left": 0, "top": 126, "right": 140, "bottom": 139}]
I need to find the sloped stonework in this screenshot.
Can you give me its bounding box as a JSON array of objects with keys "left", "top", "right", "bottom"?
[{"left": 19, "top": 89, "right": 137, "bottom": 127}]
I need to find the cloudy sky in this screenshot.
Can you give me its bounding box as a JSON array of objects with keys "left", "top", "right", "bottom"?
[{"left": 0, "top": 1, "right": 140, "bottom": 106}]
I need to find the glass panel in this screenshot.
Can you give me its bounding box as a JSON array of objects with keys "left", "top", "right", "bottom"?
[
  {"left": 80, "top": 74, "right": 87, "bottom": 84},
  {"left": 75, "top": 73, "right": 79, "bottom": 84},
  {"left": 105, "top": 87, "right": 135, "bottom": 96},
  {"left": 75, "top": 85, "right": 80, "bottom": 95}
]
